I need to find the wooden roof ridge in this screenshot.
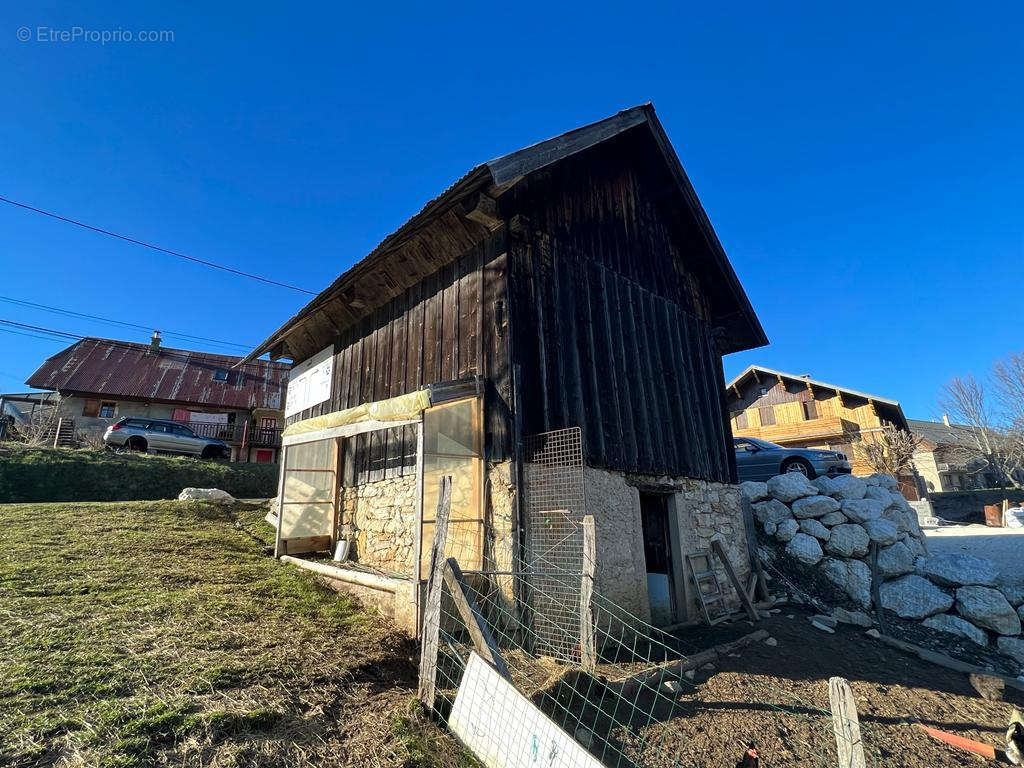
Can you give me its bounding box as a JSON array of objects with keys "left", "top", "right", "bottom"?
[{"left": 243, "top": 103, "right": 767, "bottom": 364}]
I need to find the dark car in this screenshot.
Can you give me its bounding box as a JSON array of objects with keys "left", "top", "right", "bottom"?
[
  {"left": 734, "top": 436, "right": 851, "bottom": 481},
  {"left": 103, "top": 417, "right": 231, "bottom": 459}
]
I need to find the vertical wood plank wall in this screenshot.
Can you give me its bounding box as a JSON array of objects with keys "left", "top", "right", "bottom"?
[
  {"left": 505, "top": 135, "right": 734, "bottom": 483},
  {"left": 286, "top": 234, "right": 510, "bottom": 482}
]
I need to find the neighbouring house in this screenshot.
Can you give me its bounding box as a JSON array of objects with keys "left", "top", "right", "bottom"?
[
  {"left": 245, "top": 104, "right": 768, "bottom": 634},
  {"left": 24, "top": 333, "right": 288, "bottom": 463},
  {"left": 726, "top": 366, "right": 917, "bottom": 495},
  {"left": 0, "top": 391, "right": 60, "bottom": 440},
  {"left": 909, "top": 416, "right": 1004, "bottom": 493}
]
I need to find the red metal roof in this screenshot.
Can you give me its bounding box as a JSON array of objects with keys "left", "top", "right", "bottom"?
[{"left": 26, "top": 338, "right": 289, "bottom": 411}]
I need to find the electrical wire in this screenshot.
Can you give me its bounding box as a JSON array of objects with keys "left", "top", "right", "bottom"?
[
  {"left": 0, "top": 195, "right": 318, "bottom": 295},
  {"left": 0, "top": 294, "right": 254, "bottom": 351},
  {"left": 0, "top": 319, "right": 285, "bottom": 373}
]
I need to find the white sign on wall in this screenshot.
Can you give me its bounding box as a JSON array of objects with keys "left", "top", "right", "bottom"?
[
  {"left": 449, "top": 653, "right": 603, "bottom": 768},
  {"left": 285, "top": 345, "right": 334, "bottom": 418}
]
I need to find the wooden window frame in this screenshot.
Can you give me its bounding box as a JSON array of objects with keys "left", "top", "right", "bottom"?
[
  {"left": 801, "top": 400, "right": 818, "bottom": 421},
  {"left": 98, "top": 401, "right": 116, "bottom": 419}
]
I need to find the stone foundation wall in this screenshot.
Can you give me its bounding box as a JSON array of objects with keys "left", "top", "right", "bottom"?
[
  {"left": 338, "top": 461, "right": 517, "bottom": 578},
  {"left": 340, "top": 474, "right": 418, "bottom": 575},
  {"left": 583, "top": 466, "right": 750, "bottom": 624}
]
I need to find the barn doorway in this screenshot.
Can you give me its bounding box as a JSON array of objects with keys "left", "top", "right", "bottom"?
[{"left": 640, "top": 492, "right": 678, "bottom": 627}]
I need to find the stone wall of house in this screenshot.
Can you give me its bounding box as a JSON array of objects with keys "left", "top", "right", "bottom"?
[
  {"left": 583, "top": 466, "right": 750, "bottom": 624},
  {"left": 339, "top": 460, "right": 517, "bottom": 578},
  {"left": 340, "top": 474, "right": 418, "bottom": 575}
]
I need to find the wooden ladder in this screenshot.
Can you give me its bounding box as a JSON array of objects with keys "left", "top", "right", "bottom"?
[{"left": 686, "top": 551, "right": 729, "bottom": 626}]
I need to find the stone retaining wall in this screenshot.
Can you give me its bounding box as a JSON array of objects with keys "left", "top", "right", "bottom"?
[{"left": 746, "top": 472, "right": 1024, "bottom": 671}]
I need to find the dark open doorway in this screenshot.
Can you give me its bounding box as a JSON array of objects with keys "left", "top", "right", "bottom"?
[{"left": 640, "top": 492, "right": 678, "bottom": 626}]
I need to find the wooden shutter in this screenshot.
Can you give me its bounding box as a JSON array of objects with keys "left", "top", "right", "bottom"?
[{"left": 82, "top": 399, "right": 100, "bottom": 417}]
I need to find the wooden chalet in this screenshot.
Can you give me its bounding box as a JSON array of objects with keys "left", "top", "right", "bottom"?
[{"left": 248, "top": 104, "right": 767, "bottom": 632}]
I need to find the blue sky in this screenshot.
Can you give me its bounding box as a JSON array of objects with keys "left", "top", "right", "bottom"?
[{"left": 1, "top": 2, "right": 1020, "bottom": 419}]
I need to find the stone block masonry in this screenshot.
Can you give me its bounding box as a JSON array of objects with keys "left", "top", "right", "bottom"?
[{"left": 585, "top": 466, "right": 750, "bottom": 623}]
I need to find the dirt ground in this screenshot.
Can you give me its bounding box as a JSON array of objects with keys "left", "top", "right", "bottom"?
[{"left": 650, "top": 610, "right": 1023, "bottom": 768}]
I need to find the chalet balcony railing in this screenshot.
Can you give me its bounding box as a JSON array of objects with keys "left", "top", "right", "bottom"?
[{"left": 172, "top": 419, "right": 282, "bottom": 447}]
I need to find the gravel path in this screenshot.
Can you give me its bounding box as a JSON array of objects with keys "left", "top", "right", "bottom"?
[{"left": 925, "top": 524, "right": 1024, "bottom": 581}]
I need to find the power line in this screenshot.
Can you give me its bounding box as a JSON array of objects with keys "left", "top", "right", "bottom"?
[
  {"left": 0, "top": 294, "right": 254, "bottom": 351},
  {"left": 0, "top": 319, "right": 284, "bottom": 372},
  {"left": 0, "top": 195, "right": 318, "bottom": 295}
]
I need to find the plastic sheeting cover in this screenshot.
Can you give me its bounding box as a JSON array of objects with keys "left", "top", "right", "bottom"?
[{"left": 281, "top": 388, "right": 431, "bottom": 437}]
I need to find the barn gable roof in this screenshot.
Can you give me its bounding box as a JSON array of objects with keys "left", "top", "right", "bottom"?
[{"left": 245, "top": 104, "right": 767, "bottom": 363}]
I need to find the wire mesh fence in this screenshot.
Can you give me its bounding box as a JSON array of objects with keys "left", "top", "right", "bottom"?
[{"left": 419, "top": 456, "right": 852, "bottom": 768}]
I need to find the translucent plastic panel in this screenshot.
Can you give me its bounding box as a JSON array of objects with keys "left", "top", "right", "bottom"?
[
  {"left": 284, "top": 470, "right": 334, "bottom": 503},
  {"left": 280, "top": 438, "right": 337, "bottom": 540}
]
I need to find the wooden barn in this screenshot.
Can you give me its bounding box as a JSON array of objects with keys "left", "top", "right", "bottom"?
[{"left": 246, "top": 104, "right": 767, "bottom": 632}]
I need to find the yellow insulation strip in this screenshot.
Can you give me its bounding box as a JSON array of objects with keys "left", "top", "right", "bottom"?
[{"left": 281, "top": 389, "right": 432, "bottom": 437}]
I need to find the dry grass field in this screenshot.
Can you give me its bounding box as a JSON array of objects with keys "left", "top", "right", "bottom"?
[{"left": 0, "top": 498, "right": 474, "bottom": 768}]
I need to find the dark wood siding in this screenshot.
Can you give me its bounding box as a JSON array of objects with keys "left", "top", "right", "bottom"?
[
  {"left": 286, "top": 233, "right": 510, "bottom": 482},
  {"left": 510, "top": 238, "right": 732, "bottom": 482},
  {"left": 506, "top": 133, "right": 734, "bottom": 482}
]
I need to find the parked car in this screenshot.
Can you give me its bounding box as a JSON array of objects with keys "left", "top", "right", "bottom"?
[
  {"left": 103, "top": 417, "right": 230, "bottom": 459},
  {"left": 734, "top": 436, "right": 851, "bottom": 481}
]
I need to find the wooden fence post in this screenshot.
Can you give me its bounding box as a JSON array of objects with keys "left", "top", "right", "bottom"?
[
  {"left": 443, "top": 557, "right": 510, "bottom": 678},
  {"left": 417, "top": 475, "right": 452, "bottom": 710},
  {"left": 711, "top": 538, "right": 759, "bottom": 621},
  {"left": 829, "top": 676, "right": 866, "bottom": 768},
  {"left": 580, "top": 515, "right": 597, "bottom": 672}
]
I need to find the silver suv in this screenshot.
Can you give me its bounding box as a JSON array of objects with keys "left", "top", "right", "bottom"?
[{"left": 103, "top": 417, "right": 231, "bottom": 459}]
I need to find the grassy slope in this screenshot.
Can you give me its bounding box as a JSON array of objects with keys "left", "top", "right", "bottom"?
[
  {"left": 0, "top": 499, "right": 474, "bottom": 768},
  {"left": 0, "top": 447, "right": 279, "bottom": 502}
]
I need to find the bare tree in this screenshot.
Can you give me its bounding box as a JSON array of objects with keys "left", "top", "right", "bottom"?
[
  {"left": 941, "top": 355, "right": 1024, "bottom": 489},
  {"left": 851, "top": 425, "right": 921, "bottom": 477}
]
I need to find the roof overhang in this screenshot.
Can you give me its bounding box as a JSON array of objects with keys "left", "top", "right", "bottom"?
[{"left": 244, "top": 104, "right": 768, "bottom": 364}]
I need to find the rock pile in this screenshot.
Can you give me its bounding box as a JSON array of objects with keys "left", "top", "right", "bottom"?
[{"left": 743, "top": 472, "right": 1024, "bottom": 669}]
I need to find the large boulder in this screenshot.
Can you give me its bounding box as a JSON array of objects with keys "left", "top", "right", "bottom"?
[
  {"left": 922, "top": 614, "right": 988, "bottom": 646},
  {"left": 799, "top": 518, "right": 831, "bottom": 541},
  {"left": 774, "top": 519, "right": 799, "bottom": 542},
  {"left": 840, "top": 498, "right": 886, "bottom": 524},
  {"left": 812, "top": 475, "right": 838, "bottom": 496},
  {"left": 819, "top": 510, "right": 848, "bottom": 527},
  {"left": 763, "top": 520, "right": 778, "bottom": 536},
  {"left": 830, "top": 475, "right": 868, "bottom": 500},
  {"left": 740, "top": 481, "right": 769, "bottom": 502},
  {"left": 901, "top": 533, "right": 927, "bottom": 559},
  {"left": 880, "top": 575, "right": 954, "bottom": 619},
  {"left": 864, "top": 473, "right": 900, "bottom": 491},
  {"left": 785, "top": 533, "right": 824, "bottom": 566},
  {"left": 955, "top": 586, "right": 1022, "bottom": 635},
  {"left": 997, "top": 636, "right": 1024, "bottom": 666},
  {"left": 877, "top": 541, "right": 916, "bottom": 578},
  {"left": 821, "top": 558, "right": 848, "bottom": 589},
  {"left": 833, "top": 607, "right": 874, "bottom": 627},
  {"left": 825, "top": 524, "right": 870, "bottom": 558},
  {"left": 862, "top": 518, "right": 900, "bottom": 546},
  {"left": 752, "top": 499, "right": 793, "bottom": 526},
  {"left": 791, "top": 494, "right": 841, "bottom": 519},
  {"left": 818, "top": 558, "right": 871, "bottom": 608},
  {"left": 845, "top": 559, "right": 873, "bottom": 609},
  {"left": 882, "top": 506, "right": 914, "bottom": 534},
  {"left": 916, "top": 553, "right": 999, "bottom": 588},
  {"left": 999, "top": 576, "right": 1024, "bottom": 608},
  {"left": 178, "top": 487, "right": 236, "bottom": 504},
  {"left": 767, "top": 473, "right": 818, "bottom": 503},
  {"left": 864, "top": 486, "right": 891, "bottom": 503}
]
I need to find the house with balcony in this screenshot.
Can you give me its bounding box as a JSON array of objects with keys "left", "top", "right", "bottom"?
[
  {"left": 726, "top": 366, "right": 911, "bottom": 484},
  {"left": 24, "top": 333, "right": 288, "bottom": 462}
]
